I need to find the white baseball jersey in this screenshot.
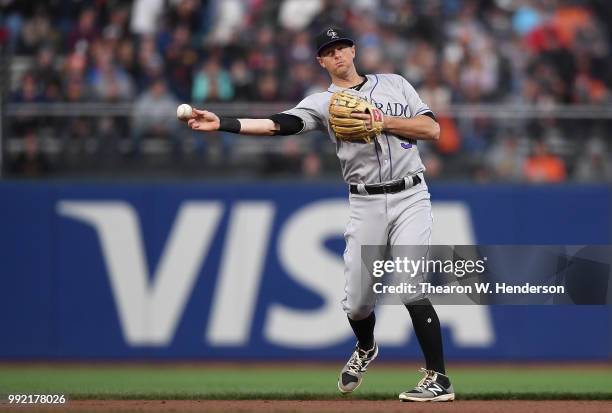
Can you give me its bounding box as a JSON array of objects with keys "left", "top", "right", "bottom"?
[{"left": 283, "top": 73, "right": 432, "bottom": 184}]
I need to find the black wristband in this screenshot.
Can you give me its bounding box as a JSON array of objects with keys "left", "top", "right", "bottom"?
[{"left": 219, "top": 117, "right": 241, "bottom": 133}]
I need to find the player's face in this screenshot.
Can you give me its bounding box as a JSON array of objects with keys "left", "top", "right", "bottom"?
[{"left": 317, "top": 43, "right": 356, "bottom": 76}]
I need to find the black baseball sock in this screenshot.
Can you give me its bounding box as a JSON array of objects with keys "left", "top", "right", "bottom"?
[
  {"left": 406, "top": 298, "right": 446, "bottom": 376},
  {"left": 348, "top": 311, "right": 376, "bottom": 350}
]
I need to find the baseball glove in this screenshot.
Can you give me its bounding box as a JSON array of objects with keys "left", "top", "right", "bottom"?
[{"left": 328, "top": 90, "right": 384, "bottom": 143}]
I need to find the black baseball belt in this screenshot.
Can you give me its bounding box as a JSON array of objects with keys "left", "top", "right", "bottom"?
[{"left": 349, "top": 174, "right": 422, "bottom": 195}]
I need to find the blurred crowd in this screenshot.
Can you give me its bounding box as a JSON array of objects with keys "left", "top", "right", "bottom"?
[{"left": 1, "top": 0, "right": 611, "bottom": 181}]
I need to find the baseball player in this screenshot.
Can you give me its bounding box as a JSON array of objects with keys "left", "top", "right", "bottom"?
[{"left": 185, "top": 27, "right": 454, "bottom": 402}]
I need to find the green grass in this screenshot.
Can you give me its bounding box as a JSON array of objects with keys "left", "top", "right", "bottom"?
[{"left": 0, "top": 365, "right": 611, "bottom": 400}]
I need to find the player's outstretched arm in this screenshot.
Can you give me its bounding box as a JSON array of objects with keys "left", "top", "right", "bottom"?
[{"left": 187, "top": 108, "right": 278, "bottom": 136}]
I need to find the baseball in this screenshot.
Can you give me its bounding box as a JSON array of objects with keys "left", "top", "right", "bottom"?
[{"left": 176, "top": 104, "right": 193, "bottom": 121}]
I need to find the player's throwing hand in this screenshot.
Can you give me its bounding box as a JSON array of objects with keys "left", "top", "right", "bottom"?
[{"left": 188, "top": 109, "right": 220, "bottom": 131}]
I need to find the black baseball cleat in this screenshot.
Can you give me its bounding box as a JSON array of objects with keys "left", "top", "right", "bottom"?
[
  {"left": 399, "top": 368, "right": 455, "bottom": 402},
  {"left": 337, "top": 342, "right": 378, "bottom": 393}
]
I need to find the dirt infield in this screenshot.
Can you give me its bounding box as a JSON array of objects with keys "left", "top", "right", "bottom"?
[{"left": 4, "top": 400, "right": 611, "bottom": 413}]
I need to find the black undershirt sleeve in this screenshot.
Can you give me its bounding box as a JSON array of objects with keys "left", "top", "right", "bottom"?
[
  {"left": 421, "top": 111, "right": 437, "bottom": 122},
  {"left": 269, "top": 113, "right": 305, "bottom": 136}
]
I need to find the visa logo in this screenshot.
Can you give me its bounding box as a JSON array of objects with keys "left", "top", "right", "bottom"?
[{"left": 56, "top": 200, "right": 491, "bottom": 349}]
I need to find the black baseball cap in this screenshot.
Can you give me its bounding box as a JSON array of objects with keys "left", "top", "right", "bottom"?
[{"left": 315, "top": 27, "right": 355, "bottom": 56}]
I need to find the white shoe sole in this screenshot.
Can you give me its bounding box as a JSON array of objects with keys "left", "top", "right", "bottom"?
[{"left": 399, "top": 393, "right": 455, "bottom": 402}]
